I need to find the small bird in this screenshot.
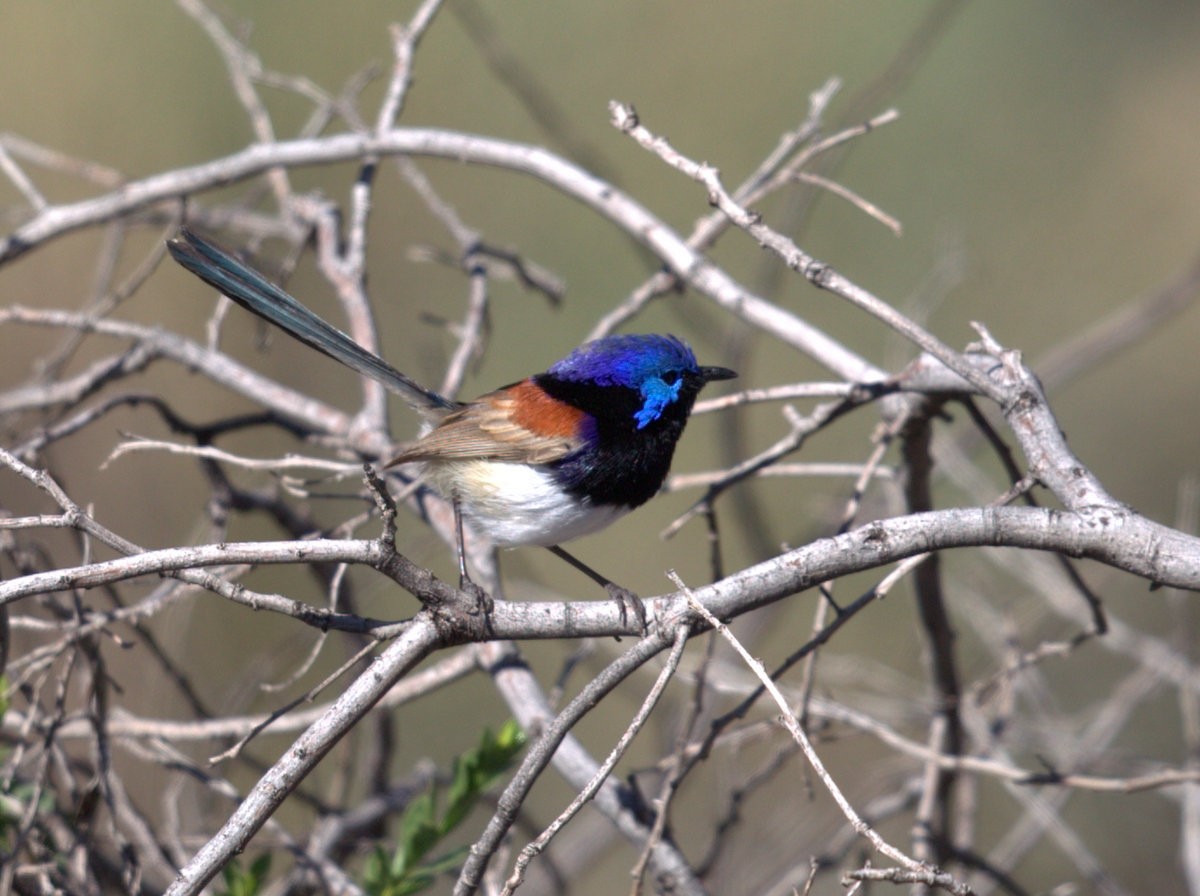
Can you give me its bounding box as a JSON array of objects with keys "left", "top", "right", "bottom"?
[{"left": 168, "top": 230, "right": 735, "bottom": 626}]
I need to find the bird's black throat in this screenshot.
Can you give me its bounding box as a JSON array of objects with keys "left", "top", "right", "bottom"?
[{"left": 533, "top": 373, "right": 701, "bottom": 509}]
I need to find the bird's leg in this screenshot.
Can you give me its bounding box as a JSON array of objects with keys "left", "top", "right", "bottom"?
[
  {"left": 546, "top": 545, "right": 647, "bottom": 634},
  {"left": 454, "top": 500, "right": 492, "bottom": 615}
]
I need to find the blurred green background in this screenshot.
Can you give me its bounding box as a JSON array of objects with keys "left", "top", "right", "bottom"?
[{"left": 3, "top": 2, "right": 1200, "bottom": 893}]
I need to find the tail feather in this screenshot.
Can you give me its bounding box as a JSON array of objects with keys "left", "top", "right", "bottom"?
[{"left": 167, "top": 229, "right": 457, "bottom": 416}]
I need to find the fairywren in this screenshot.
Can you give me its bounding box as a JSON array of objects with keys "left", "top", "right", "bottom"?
[{"left": 168, "top": 230, "right": 735, "bottom": 626}]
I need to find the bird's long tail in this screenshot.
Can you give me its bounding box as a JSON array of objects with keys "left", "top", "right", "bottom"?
[{"left": 167, "top": 229, "right": 457, "bottom": 416}]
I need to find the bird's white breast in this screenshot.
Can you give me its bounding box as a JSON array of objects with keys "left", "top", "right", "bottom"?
[{"left": 422, "top": 459, "right": 630, "bottom": 547}]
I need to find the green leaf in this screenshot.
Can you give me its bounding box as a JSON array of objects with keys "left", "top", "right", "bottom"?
[
  {"left": 396, "top": 789, "right": 439, "bottom": 874},
  {"left": 441, "top": 722, "right": 526, "bottom": 833},
  {"left": 248, "top": 854, "right": 272, "bottom": 883},
  {"left": 361, "top": 721, "right": 526, "bottom": 894},
  {"left": 216, "top": 854, "right": 271, "bottom": 896},
  {"left": 363, "top": 846, "right": 388, "bottom": 888}
]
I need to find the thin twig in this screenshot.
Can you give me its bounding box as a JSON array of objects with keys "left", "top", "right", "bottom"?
[
  {"left": 675, "top": 571, "right": 947, "bottom": 879},
  {"left": 499, "top": 625, "right": 690, "bottom": 895}
]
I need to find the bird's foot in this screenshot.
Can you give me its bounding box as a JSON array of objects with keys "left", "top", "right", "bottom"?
[
  {"left": 459, "top": 578, "right": 494, "bottom": 617},
  {"left": 605, "top": 583, "right": 648, "bottom": 635}
]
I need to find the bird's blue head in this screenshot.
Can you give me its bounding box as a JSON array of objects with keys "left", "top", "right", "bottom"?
[{"left": 547, "top": 334, "right": 734, "bottom": 429}]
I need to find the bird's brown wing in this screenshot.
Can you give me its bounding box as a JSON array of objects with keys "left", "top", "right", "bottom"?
[{"left": 386, "top": 381, "right": 585, "bottom": 467}]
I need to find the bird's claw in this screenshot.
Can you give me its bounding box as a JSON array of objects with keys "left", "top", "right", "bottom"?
[
  {"left": 460, "top": 579, "right": 493, "bottom": 616},
  {"left": 606, "top": 583, "right": 648, "bottom": 635}
]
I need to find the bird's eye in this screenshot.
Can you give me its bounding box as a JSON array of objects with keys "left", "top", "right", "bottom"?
[{"left": 661, "top": 370, "right": 681, "bottom": 386}]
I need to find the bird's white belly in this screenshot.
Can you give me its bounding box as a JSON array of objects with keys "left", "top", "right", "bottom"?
[{"left": 423, "top": 460, "right": 630, "bottom": 547}]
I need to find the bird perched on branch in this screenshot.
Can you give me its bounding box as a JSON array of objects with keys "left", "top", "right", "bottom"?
[{"left": 168, "top": 229, "right": 735, "bottom": 629}]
